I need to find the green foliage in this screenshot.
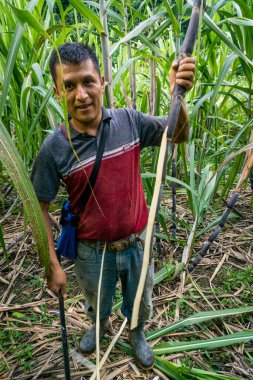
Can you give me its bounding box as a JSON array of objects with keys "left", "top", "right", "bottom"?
[
  {"left": 0, "top": 328, "right": 33, "bottom": 373},
  {"left": 154, "top": 356, "right": 241, "bottom": 380},
  {"left": 215, "top": 265, "right": 253, "bottom": 307},
  {"left": 0, "top": 121, "right": 49, "bottom": 273}
]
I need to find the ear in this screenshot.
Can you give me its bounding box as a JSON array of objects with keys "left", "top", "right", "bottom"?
[
  {"left": 100, "top": 75, "right": 105, "bottom": 93},
  {"left": 53, "top": 85, "right": 62, "bottom": 102}
]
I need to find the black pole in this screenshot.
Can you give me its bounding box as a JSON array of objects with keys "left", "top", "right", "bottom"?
[
  {"left": 147, "top": 0, "right": 206, "bottom": 258},
  {"left": 58, "top": 290, "right": 71, "bottom": 380},
  {"left": 56, "top": 252, "right": 71, "bottom": 380}
]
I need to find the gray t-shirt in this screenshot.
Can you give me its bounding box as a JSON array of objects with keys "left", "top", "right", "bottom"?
[{"left": 31, "top": 107, "right": 167, "bottom": 241}]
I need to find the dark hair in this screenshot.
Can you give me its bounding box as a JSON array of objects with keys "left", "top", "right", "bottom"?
[{"left": 49, "top": 42, "right": 100, "bottom": 83}]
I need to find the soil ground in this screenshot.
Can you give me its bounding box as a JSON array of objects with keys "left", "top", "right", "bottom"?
[{"left": 0, "top": 188, "right": 253, "bottom": 380}]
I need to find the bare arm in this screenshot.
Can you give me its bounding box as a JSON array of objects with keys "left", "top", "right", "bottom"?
[
  {"left": 40, "top": 201, "right": 67, "bottom": 299},
  {"left": 169, "top": 57, "right": 196, "bottom": 144}
]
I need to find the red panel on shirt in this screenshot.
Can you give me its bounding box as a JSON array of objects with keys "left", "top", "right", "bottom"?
[{"left": 63, "top": 145, "right": 148, "bottom": 241}]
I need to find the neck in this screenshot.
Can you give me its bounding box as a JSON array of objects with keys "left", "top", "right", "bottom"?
[{"left": 71, "top": 116, "right": 102, "bottom": 136}]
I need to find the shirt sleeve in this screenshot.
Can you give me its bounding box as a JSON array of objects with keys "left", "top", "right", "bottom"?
[
  {"left": 31, "top": 142, "right": 61, "bottom": 202},
  {"left": 132, "top": 110, "right": 167, "bottom": 148}
]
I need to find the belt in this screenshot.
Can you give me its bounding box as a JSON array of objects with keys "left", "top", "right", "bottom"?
[{"left": 80, "top": 233, "right": 144, "bottom": 252}]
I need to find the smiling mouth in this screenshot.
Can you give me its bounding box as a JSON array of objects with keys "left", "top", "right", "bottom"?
[{"left": 76, "top": 103, "right": 92, "bottom": 110}]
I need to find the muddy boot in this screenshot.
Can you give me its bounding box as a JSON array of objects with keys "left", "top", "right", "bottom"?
[
  {"left": 79, "top": 318, "right": 109, "bottom": 354},
  {"left": 129, "top": 321, "right": 154, "bottom": 369}
]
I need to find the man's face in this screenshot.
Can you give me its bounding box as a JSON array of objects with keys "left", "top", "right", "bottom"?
[{"left": 54, "top": 59, "right": 105, "bottom": 132}]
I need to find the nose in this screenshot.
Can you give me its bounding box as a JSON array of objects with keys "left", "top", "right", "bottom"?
[{"left": 76, "top": 84, "right": 88, "bottom": 100}]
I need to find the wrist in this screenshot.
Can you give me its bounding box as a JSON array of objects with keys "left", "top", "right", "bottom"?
[{"left": 49, "top": 260, "right": 61, "bottom": 271}]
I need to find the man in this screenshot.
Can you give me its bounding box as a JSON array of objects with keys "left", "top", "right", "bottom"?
[{"left": 31, "top": 42, "right": 195, "bottom": 369}]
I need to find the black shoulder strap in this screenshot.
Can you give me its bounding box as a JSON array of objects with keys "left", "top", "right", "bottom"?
[{"left": 77, "top": 120, "right": 109, "bottom": 214}]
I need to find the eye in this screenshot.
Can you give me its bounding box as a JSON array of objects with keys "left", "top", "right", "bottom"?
[
  {"left": 65, "top": 82, "right": 74, "bottom": 90},
  {"left": 84, "top": 79, "right": 93, "bottom": 86}
]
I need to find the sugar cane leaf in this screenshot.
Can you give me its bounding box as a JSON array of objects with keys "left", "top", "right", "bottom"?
[
  {"left": 197, "top": 164, "right": 216, "bottom": 222},
  {"left": 32, "top": 86, "right": 64, "bottom": 118},
  {"left": 69, "top": 0, "right": 104, "bottom": 34},
  {"left": 140, "top": 161, "right": 154, "bottom": 204},
  {"left": 175, "top": 0, "right": 183, "bottom": 16},
  {"left": 217, "top": 83, "right": 253, "bottom": 95},
  {"left": 8, "top": 3, "right": 52, "bottom": 42},
  {"left": 215, "top": 154, "right": 243, "bottom": 208},
  {"left": 106, "top": 0, "right": 125, "bottom": 16},
  {"left": 153, "top": 329, "right": 253, "bottom": 355},
  {"left": 240, "top": 61, "right": 253, "bottom": 86},
  {"left": 117, "top": 344, "right": 241, "bottom": 379},
  {"left": 231, "top": 0, "right": 253, "bottom": 19},
  {"left": 154, "top": 264, "right": 175, "bottom": 285},
  {"left": 0, "top": 120, "right": 49, "bottom": 274},
  {"left": 26, "top": 86, "right": 53, "bottom": 144},
  {"left": 0, "top": 0, "right": 38, "bottom": 117},
  {"left": 187, "top": 0, "right": 252, "bottom": 65},
  {"left": 190, "top": 91, "right": 213, "bottom": 122},
  {"left": 219, "top": 91, "right": 250, "bottom": 115},
  {"left": 228, "top": 1, "right": 253, "bottom": 59},
  {"left": 148, "top": 19, "right": 172, "bottom": 44},
  {"left": 162, "top": 0, "right": 180, "bottom": 36},
  {"left": 142, "top": 173, "right": 199, "bottom": 199},
  {"left": 211, "top": 0, "right": 227, "bottom": 16},
  {"left": 225, "top": 117, "right": 253, "bottom": 151},
  {"left": 84, "top": 1, "right": 124, "bottom": 23},
  {"left": 110, "top": 11, "right": 166, "bottom": 56},
  {"left": 226, "top": 17, "right": 253, "bottom": 27},
  {"left": 154, "top": 357, "right": 195, "bottom": 380},
  {"left": 210, "top": 53, "right": 238, "bottom": 109},
  {"left": 146, "top": 306, "right": 253, "bottom": 341},
  {"left": 208, "top": 116, "right": 243, "bottom": 128},
  {"left": 155, "top": 357, "right": 241, "bottom": 380},
  {"left": 113, "top": 57, "right": 139, "bottom": 86},
  {"left": 140, "top": 92, "right": 149, "bottom": 113},
  {"left": 138, "top": 35, "right": 164, "bottom": 58}
]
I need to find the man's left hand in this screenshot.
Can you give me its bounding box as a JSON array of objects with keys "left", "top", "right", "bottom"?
[{"left": 169, "top": 57, "right": 196, "bottom": 95}]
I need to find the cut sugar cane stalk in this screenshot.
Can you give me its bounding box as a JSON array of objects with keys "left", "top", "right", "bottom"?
[
  {"left": 131, "top": 0, "right": 206, "bottom": 330},
  {"left": 90, "top": 318, "right": 127, "bottom": 380},
  {"left": 171, "top": 144, "right": 177, "bottom": 238},
  {"left": 95, "top": 244, "right": 106, "bottom": 380},
  {"left": 131, "top": 127, "right": 168, "bottom": 329}
]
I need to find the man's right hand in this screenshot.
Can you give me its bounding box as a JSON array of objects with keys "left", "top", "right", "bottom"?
[
  {"left": 39, "top": 201, "right": 67, "bottom": 300},
  {"left": 47, "top": 262, "right": 67, "bottom": 299}
]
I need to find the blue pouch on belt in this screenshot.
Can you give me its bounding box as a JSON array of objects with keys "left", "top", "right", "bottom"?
[{"left": 56, "top": 200, "right": 80, "bottom": 260}]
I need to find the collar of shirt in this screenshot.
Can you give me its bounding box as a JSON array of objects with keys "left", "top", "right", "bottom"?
[{"left": 63, "top": 107, "right": 111, "bottom": 140}]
